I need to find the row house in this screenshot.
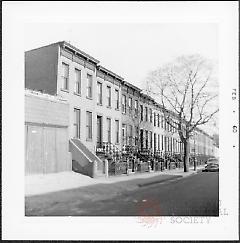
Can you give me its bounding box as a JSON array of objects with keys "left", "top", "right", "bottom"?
[
  {"left": 138, "top": 93, "right": 155, "bottom": 151},
  {"left": 121, "top": 81, "right": 141, "bottom": 147},
  {"left": 25, "top": 41, "right": 124, "bottom": 155},
  {"left": 95, "top": 65, "right": 123, "bottom": 151},
  {"left": 190, "top": 129, "right": 216, "bottom": 158},
  {"left": 151, "top": 104, "right": 183, "bottom": 156}
]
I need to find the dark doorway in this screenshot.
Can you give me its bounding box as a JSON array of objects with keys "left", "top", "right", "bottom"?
[
  {"left": 140, "top": 129, "right": 143, "bottom": 150},
  {"left": 97, "top": 116, "right": 102, "bottom": 147}
]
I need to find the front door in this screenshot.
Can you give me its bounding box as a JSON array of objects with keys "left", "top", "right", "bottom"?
[{"left": 97, "top": 116, "right": 102, "bottom": 147}]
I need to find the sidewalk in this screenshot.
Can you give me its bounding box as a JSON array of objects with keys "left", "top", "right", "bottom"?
[{"left": 25, "top": 165, "right": 205, "bottom": 196}]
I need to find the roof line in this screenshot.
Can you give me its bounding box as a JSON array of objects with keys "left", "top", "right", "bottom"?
[
  {"left": 60, "top": 41, "right": 100, "bottom": 64},
  {"left": 97, "top": 65, "right": 124, "bottom": 80}
]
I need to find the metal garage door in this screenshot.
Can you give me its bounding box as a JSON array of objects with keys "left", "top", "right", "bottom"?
[{"left": 25, "top": 124, "right": 69, "bottom": 175}]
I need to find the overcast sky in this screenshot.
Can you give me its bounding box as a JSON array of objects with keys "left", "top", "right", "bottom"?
[{"left": 24, "top": 22, "right": 218, "bottom": 90}]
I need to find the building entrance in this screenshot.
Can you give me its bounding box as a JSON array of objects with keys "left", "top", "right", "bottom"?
[{"left": 97, "top": 116, "right": 102, "bottom": 147}]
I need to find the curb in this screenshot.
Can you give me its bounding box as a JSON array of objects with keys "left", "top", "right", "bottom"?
[{"left": 138, "top": 175, "right": 183, "bottom": 187}]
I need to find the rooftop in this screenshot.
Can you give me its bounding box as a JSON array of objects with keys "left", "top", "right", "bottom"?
[{"left": 97, "top": 65, "right": 124, "bottom": 81}]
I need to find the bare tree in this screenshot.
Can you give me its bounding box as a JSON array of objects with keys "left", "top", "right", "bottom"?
[{"left": 145, "top": 55, "right": 219, "bottom": 172}]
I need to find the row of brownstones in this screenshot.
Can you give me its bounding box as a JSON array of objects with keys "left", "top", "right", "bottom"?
[{"left": 25, "top": 41, "right": 217, "bottom": 177}]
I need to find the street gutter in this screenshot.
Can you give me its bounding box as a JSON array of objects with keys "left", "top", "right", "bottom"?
[{"left": 138, "top": 175, "right": 183, "bottom": 187}]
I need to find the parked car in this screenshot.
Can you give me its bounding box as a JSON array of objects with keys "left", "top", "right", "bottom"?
[{"left": 203, "top": 158, "right": 219, "bottom": 172}]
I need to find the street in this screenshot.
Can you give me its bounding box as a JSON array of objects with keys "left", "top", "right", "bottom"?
[{"left": 25, "top": 171, "right": 219, "bottom": 216}]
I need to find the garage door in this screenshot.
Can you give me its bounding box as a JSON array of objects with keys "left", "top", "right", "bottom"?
[{"left": 25, "top": 124, "right": 69, "bottom": 175}]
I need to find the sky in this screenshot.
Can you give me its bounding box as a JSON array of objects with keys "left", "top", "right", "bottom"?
[{"left": 24, "top": 22, "right": 218, "bottom": 90}]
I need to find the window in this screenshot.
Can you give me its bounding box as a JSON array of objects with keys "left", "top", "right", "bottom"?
[
  {"left": 74, "top": 68, "right": 81, "bottom": 94},
  {"left": 153, "top": 112, "right": 156, "bottom": 127},
  {"left": 135, "top": 126, "right": 139, "bottom": 145},
  {"left": 97, "top": 82, "right": 102, "bottom": 105},
  {"left": 86, "top": 111, "right": 92, "bottom": 140},
  {"left": 122, "top": 124, "right": 127, "bottom": 144},
  {"left": 115, "top": 89, "right": 119, "bottom": 109},
  {"left": 134, "top": 100, "right": 138, "bottom": 115},
  {"left": 162, "top": 135, "right": 164, "bottom": 150},
  {"left": 62, "top": 63, "right": 69, "bottom": 90},
  {"left": 154, "top": 133, "right": 156, "bottom": 151},
  {"left": 106, "top": 86, "right": 111, "bottom": 107},
  {"left": 158, "top": 114, "right": 160, "bottom": 127},
  {"left": 115, "top": 120, "right": 119, "bottom": 144},
  {"left": 150, "top": 131, "right": 153, "bottom": 149},
  {"left": 86, "top": 74, "right": 93, "bottom": 98},
  {"left": 145, "top": 130, "right": 148, "bottom": 149},
  {"left": 74, "top": 108, "right": 81, "bottom": 138},
  {"left": 145, "top": 107, "right": 148, "bottom": 121},
  {"left": 161, "top": 115, "right": 164, "bottom": 129},
  {"left": 129, "top": 125, "right": 133, "bottom": 145},
  {"left": 128, "top": 97, "right": 132, "bottom": 111},
  {"left": 140, "top": 105, "right": 143, "bottom": 121},
  {"left": 158, "top": 134, "right": 160, "bottom": 150},
  {"left": 149, "top": 108, "right": 153, "bottom": 123},
  {"left": 165, "top": 137, "right": 168, "bottom": 152},
  {"left": 122, "top": 95, "right": 126, "bottom": 113},
  {"left": 107, "top": 118, "right": 111, "bottom": 143}
]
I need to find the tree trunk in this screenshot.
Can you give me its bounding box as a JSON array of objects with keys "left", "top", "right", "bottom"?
[{"left": 183, "top": 139, "right": 190, "bottom": 172}]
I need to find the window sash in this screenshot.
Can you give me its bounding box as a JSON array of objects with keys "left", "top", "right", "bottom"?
[
  {"left": 122, "top": 124, "right": 127, "bottom": 144},
  {"left": 107, "top": 118, "right": 111, "bottom": 143},
  {"left": 87, "top": 74, "right": 93, "bottom": 98},
  {"left": 107, "top": 86, "right": 111, "bottom": 107},
  {"left": 140, "top": 105, "right": 143, "bottom": 121},
  {"left": 150, "top": 109, "right": 152, "bottom": 123},
  {"left": 129, "top": 97, "right": 132, "bottom": 110},
  {"left": 97, "top": 82, "right": 102, "bottom": 104},
  {"left": 86, "top": 111, "right": 92, "bottom": 139},
  {"left": 115, "top": 120, "right": 119, "bottom": 144},
  {"left": 62, "top": 63, "right": 69, "bottom": 90},
  {"left": 74, "top": 69, "right": 81, "bottom": 94},
  {"left": 74, "top": 108, "right": 80, "bottom": 138},
  {"left": 115, "top": 90, "right": 119, "bottom": 109},
  {"left": 122, "top": 95, "right": 126, "bottom": 113},
  {"left": 134, "top": 100, "right": 138, "bottom": 115}
]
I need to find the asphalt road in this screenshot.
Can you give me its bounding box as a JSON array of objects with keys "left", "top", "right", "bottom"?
[{"left": 25, "top": 171, "right": 219, "bottom": 216}]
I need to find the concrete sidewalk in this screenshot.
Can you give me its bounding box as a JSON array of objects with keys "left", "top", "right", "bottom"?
[{"left": 25, "top": 165, "right": 205, "bottom": 196}]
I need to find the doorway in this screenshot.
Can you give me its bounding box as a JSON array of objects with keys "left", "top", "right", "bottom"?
[{"left": 97, "top": 116, "right": 102, "bottom": 148}]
